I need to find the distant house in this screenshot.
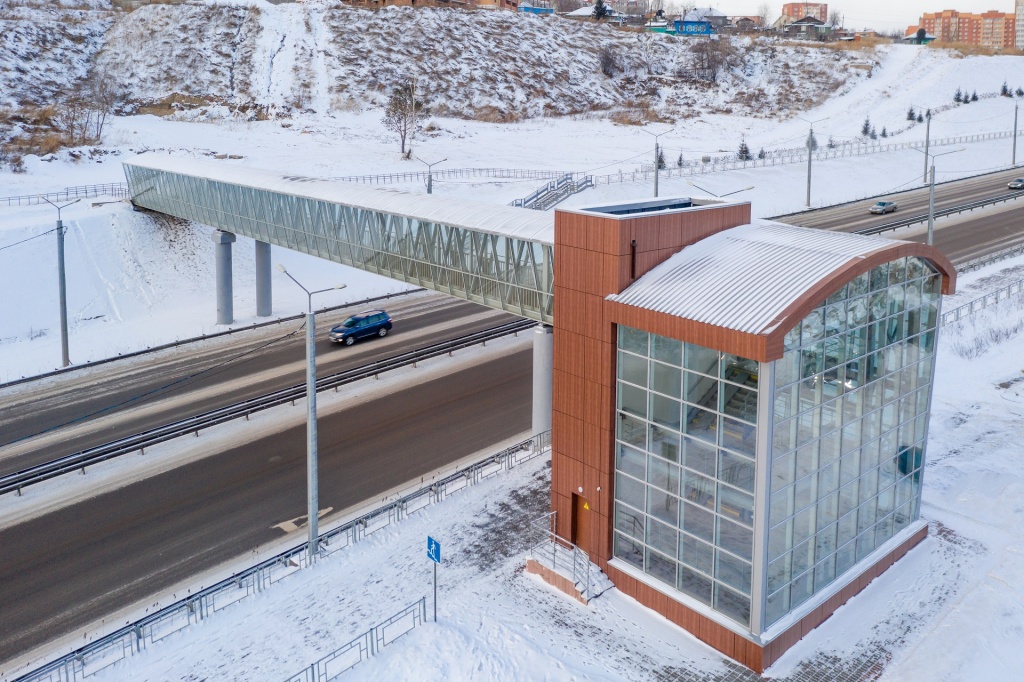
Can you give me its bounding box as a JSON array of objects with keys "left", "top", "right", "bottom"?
[
  {"left": 673, "top": 18, "right": 714, "bottom": 35},
  {"left": 518, "top": 0, "right": 552, "bottom": 14},
  {"left": 783, "top": 15, "right": 830, "bottom": 39},
  {"left": 729, "top": 16, "right": 761, "bottom": 31},
  {"left": 683, "top": 7, "right": 728, "bottom": 28},
  {"left": 903, "top": 26, "right": 936, "bottom": 43}
]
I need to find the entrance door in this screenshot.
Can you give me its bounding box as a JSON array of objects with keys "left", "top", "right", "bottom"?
[{"left": 571, "top": 493, "right": 592, "bottom": 554}]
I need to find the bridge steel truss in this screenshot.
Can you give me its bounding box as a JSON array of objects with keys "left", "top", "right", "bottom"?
[{"left": 123, "top": 163, "right": 554, "bottom": 324}]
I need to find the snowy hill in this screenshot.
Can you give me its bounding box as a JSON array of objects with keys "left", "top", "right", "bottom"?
[
  {"left": 90, "top": 2, "right": 872, "bottom": 121},
  {"left": 0, "top": 0, "right": 115, "bottom": 109}
]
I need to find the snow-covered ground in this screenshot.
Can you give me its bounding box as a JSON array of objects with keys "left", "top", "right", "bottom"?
[
  {"left": 4, "top": 85, "right": 1022, "bottom": 382},
  {"left": 2, "top": 5, "right": 1024, "bottom": 680},
  {"left": 26, "top": 294, "right": 1015, "bottom": 682}
]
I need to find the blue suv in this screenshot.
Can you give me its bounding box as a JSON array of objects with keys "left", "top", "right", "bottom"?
[{"left": 329, "top": 310, "right": 393, "bottom": 346}]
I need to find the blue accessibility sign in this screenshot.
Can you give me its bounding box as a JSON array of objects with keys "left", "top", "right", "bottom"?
[{"left": 427, "top": 536, "right": 441, "bottom": 564}]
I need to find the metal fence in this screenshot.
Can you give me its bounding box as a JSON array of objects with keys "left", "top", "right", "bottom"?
[
  {"left": 589, "top": 128, "right": 1021, "bottom": 187},
  {"left": 283, "top": 597, "right": 428, "bottom": 682},
  {"left": 0, "top": 184, "right": 129, "bottom": 207},
  {"left": 956, "top": 241, "right": 1024, "bottom": 275},
  {"left": 528, "top": 511, "right": 594, "bottom": 601},
  {"left": 942, "top": 279, "right": 1024, "bottom": 325},
  {"left": 331, "top": 168, "right": 571, "bottom": 185},
  {"left": 13, "top": 431, "right": 551, "bottom": 682}
]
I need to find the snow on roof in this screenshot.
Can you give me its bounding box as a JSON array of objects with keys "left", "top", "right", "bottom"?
[
  {"left": 607, "top": 221, "right": 900, "bottom": 335},
  {"left": 683, "top": 7, "right": 725, "bottom": 21},
  {"left": 125, "top": 154, "right": 554, "bottom": 244}
]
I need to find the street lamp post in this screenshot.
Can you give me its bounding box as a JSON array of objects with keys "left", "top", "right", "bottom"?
[
  {"left": 415, "top": 156, "right": 448, "bottom": 194},
  {"left": 1013, "top": 102, "right": 1019, "bottom": 166},
  {"left": 922, "top": 109, "right": 932, "bottom": 184},
  {"left": 38, "top": 196, "right": 81, "bottom": 368},
  {"left": 276, "top": 264, "right": 346, "bottom": 563},
  {"left": 641, "top": 128, "right": 673, "bottom": 197},
  {"left": 796, "top": 115, "right": 827, "bottom": 208},
  {"left": 910, "top": 147, "right": 962, "bottom": 246}
]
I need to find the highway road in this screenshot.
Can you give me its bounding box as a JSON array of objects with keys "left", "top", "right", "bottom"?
[
  {"left": 0, "top": 342, "right": 532, "bottom": 666},
  {"left": 775, "top": 166, "right": 1024, "bottom": 235},
  {"left": 0, "top": 295, "right": 520, "bottom": 477}
]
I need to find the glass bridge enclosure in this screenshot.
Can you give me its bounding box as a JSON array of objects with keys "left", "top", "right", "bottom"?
[
  {"left": 123, "top": 160, "right": 555, "bottom": 323},
  {"left": 612, "top": 255, "right": 942, "bottom": 636}
]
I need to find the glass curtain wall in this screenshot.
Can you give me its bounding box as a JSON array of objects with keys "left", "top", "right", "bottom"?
[
  {"left": 612, "top": 326, "right": 760, "bottom": 627},
  {"left": 765, "top": 257, "right": 941, "bottom": 628}
]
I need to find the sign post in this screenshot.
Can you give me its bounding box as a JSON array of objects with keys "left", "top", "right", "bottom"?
[{"left": 427, "top": 536, "right": 441, "bottom": 622}]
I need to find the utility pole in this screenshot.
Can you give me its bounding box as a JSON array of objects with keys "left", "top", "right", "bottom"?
[
  {"left": 1014, "top": 102, "right": 1019, "bottom": 166},
  {"left": 927, "top": 165, "right": 936, "bottom": 246},
  {"left": 416, "top": 156, "right": 447, "bottom": 194},
  {"left": 408, "top": 76, "right": 418, "bottom": 159},
  {"left": 806, "top": 127, "right": 814, "bottom": 207},
  {"left": 654, "top": 140, "right": 660, "bottom": 197},
  {"left": 913, "top": 147, "right": 961, "bottom": 247},
  {"left": 276, "top": 265, "right": 346, "bottom": 564},
  {"left": 641, "top": 128, "right": 673, "bottom": 198},
  {"left": 923, "top": 110, "right": 931, "bottom": 184},
  {"left": 38, "top": 196, "right": 80, "bottom": 368},
  {"left": 797, "top": 115, "right": 826, "bottom": 208}
]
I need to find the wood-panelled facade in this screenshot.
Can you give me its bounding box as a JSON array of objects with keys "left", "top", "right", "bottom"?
[{"left": 548, "top": 202, "right": 948, "bottom": 672}]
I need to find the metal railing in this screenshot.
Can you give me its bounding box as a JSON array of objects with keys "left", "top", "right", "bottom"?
[
  {"left": 12, "top": 430, "right": 551, "bottom": 682},
  {"left": 283, "top": 597, "right": 428, "bottom": 682},
  {"left": 528, "top": 511, "right": 594, "bottom": 601},
  {"left": 1, "top": 319, "right": 536, "bottom": 496},
  {"left": 510, "top": 173, "right": 595, "bottom": 210},
  {"left": 957, "top": 241, "right": 1024, "bottom": 274},
  {"left": 331, "top": 168, "right": 570, "bottom": 185},
  {"left": 588, "top": 128, "right": 1021, "bottom": 187},
  {"left": 0, "top": 184, "right": 129, "bottom": 207},
  {"left": 942, "top": 279, "right": 1024, "bottom": 325}
]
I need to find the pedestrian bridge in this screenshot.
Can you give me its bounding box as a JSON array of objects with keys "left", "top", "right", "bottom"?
[{"left": 123, "top": 155, "right": 555, "bottom": 323}]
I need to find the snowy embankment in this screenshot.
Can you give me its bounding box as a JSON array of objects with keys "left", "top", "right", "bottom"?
[
  {"left": 91, "top": 1, "right": 869, "bottom": 121},
  {"left": 41, "top": 291, "right": 1021, "bottom": 682}
]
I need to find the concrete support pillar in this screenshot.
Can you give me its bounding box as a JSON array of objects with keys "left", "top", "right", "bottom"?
[
  {"left": 255, "top": 240, "right": 272, "bottom": 317},
  {"left": 212, "top": 230, "right": 236, "bottom": 325},
  {"left": 532, "top": 324, "right": 553, "bottom": 436}
]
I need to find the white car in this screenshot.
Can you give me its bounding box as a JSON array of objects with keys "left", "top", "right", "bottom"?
[{"left": 869, "top": 201, "right": 898, "bottom": 214}]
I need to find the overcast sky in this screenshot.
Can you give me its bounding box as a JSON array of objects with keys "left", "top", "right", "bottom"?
[{"left": 690, "top": 1, "right": 1020, "bottom": 32}]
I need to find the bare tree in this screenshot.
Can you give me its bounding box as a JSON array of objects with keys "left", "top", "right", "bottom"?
[
  {"left": 83, "top": 67, "right": 118, "bottom": 142},
  {"left": 827, "top": 9, "right": 842, "bottom": 28},
  {"left": 553, "top": 0, "right": 582, "bottom": 12},
  {"left": 690, "top": 36, "right": 734, "bottom": 83},
  {"left": 54, "top": 94, "right": 93, "bottom": 147},
  {"left": 599, "top": 44, "right": 623, "bottom": 77},
  {"left": 381, "top": 83, "right": 421, "bottom": 157},
  {"left": 756, "top": 2, "right": 773, "bottom": 29}
]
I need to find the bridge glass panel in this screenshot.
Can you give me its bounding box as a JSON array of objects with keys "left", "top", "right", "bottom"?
[{"left": 124, "top": 165, "right": 554, "bottom": 323}]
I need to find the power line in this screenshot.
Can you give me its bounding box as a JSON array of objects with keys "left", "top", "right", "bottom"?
[{"left": 0, "top": 227, "right": 59, "bottom": 253}]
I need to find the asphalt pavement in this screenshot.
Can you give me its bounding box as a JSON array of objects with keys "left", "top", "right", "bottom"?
[{"left": 0, "top": 344, "right": 532, "bottom": 667}]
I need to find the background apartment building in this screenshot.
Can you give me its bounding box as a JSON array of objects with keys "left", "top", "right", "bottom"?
[
  {"left": 919, "top": 7, "right": 1017, "bottom": 48},
  {"left": 781, "top": 2, "right": 828, "bottom": 21},
  {"left": 1017, "top": 0, "right": 1024, "bottom": 47}
]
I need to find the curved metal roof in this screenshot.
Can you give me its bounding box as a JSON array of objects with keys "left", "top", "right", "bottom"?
[
  {"left": 608, "top": 221, "right": 938, "bottom": 336},
  {"left": 128, "top": 154, "right": 555, "bottom": 244}
]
